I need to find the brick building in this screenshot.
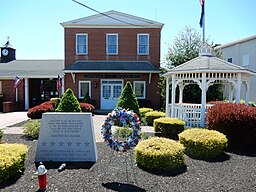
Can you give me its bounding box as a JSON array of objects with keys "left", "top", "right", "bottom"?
[{"left": 61, "top": 10, "right": 164, "bottom": 110}]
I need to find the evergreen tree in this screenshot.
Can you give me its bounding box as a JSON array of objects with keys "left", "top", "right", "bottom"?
[
  {"left": 83, "top": 92, "right": 93, "bottom": 104},
  {"left": 116, "top": 81, "right": 140, "bottom": 115},
  {"left": 55, "top": 88, "right": 81, "bottom": 112}
]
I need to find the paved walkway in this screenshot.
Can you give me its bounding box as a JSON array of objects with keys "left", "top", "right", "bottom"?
[{"left": 0, "top": 112, "right": 154, "bottom": 142}]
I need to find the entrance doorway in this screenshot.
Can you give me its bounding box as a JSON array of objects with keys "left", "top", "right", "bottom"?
[{"left": 101, "top": 80, "right": 123, "bottom": 109}]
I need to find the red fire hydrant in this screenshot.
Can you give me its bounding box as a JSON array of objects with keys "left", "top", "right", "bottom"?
[{"left": 37, "top": 162, "right": 47, "bottom": 190}]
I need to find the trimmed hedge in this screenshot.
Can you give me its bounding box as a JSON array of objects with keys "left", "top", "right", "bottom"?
[
  {"left": 179, "top": 128, "right": 228, "bottom": 159},
  {"left": 134, "top": 137, "right": 185, "bottom": 171},
  {"left": 206, "top": 103, "right": 256, "bottom": 150},
  {"left": 27, "top": 101, "right": 54, "bottom": 119},
  {"left": 139, "top": 107, "right": 153, "bottom": 117},
  {"left": 144, "top": 111, "right": 165, "bottom": 126},
  {"left": 0, "top": 144, "right": 28, "bottom": 184},
  {"left": 154, "top": 117, "right": 185, "bottom": 139}
]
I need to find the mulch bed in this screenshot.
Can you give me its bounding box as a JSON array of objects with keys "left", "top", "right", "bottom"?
[{"left": 1, "top": 134, "right": 256, "bottom": 192}]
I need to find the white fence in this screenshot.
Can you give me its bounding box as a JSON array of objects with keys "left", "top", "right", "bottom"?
[{"left": 169, "top": 103, "right": 214, "bottom": 128}]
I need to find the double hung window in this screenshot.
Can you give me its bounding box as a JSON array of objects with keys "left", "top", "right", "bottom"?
[{"left": 76, "top": 34, "right": 88, "bottom": 55}]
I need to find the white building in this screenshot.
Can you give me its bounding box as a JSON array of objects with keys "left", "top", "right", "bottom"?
[{"left": 216, "top": 35, "right": 256, "bottom": 102}]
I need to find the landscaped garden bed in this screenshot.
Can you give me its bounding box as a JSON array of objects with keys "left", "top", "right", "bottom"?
[{"left": 1, "top": 134, "right": 256, "bottom": 192}]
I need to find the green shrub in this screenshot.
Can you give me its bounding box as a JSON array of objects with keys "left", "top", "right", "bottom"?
[
  {"left": 83, "top": 92, "right": 93, "bottom": 104},
  {"left": 0, "top": 129, "right": 3, "bottom": 142},
  {"left": 22, "top": 120, "right": 41, "bottom": 139},
  {"left": 178, "top": 128, "right": 228, "bottom": 159},
  {"left": 134, "top": 137, "right": 185, "bottom": 171},
  {"left": 154, "top": 117, "right": 185, "bottom": 139},
  {"left": 144, "top": 111, "right": 165, "bottom": 126},
  {"left": 139, "top": 107, "right": 153, "bottom": 117},
  {"left": 0, "top": 144, "right": 28, "bottom": 184},
  {"left": 55, "top": 88, "right": 82, "bottom": 112},
  {"left": 206, "top": 103, "right": 256, "bottom": 150},
  {"left": 116, "top": 81, "right": 140, "bottom": 116},
  {"left": 50, "top": 97, "right": 61, "bottom": 109}
]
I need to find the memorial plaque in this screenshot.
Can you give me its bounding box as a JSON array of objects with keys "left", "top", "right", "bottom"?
[{"left": 35, "top": 112, "right": 98, "bottom": 163}]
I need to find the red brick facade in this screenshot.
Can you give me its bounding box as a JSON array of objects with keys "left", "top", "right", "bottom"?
[{"left": 63, "top": 26, "right": 162, "bottom": 109}]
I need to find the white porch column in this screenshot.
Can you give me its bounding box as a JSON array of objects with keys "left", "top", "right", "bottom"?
[
  {"left": 24, "top": 78, "right": 29, "bottom": 110},
  {"left": 171, "top": 75, "right": 176, "bottom": 117},
  {"left": 178, "top": 83, "right": 184, "bottom": 103},
  {"left": 200, "top": 73, "right": 207, "bottom": 127},
  {"left": 236, "top": 73, "right": 242, "bottom": 104},
  {"left": 61, "top": 77, "right": 65, "bottom": 96},
  {"left": 165, "top": 76, "right": 170, "bottom": 117},
  {"left": 245, "top": 81, "right": 250, "bottom": 105}
]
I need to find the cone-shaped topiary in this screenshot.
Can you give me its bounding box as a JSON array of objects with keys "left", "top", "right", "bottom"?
[
  {"left": 55, "top": 88, "right": 82, "bottom": 112},
  {"left": 83, "top": 92, "right": 93, "bottom": 104},
  {"left": 116, "top": 81, "right": 140, "bottom": 115}
]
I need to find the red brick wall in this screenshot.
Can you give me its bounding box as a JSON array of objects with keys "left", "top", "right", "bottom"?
[
  {"left": 64, "top": 28, "right": 161, "bottom": 67},
  {"left": 1, "top": 80, "right": 24, "bottom": 111}
]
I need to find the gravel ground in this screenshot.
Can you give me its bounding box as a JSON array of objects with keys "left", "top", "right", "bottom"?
[{"left": 1, "top": 134, "right": 256, "bottom": 192}]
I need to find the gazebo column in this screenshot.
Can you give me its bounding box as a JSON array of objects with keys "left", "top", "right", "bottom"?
[
  {"left": 165, "top": 76, "right": 170, "bottom": 117},
  {"left": 171, "top": 75, "right": 176, "bottom": 118},
  {"left": 228, "top": 83, "right": 234, "bottom": 103},
  {"left": 200, "top": 73, "right": 207, "bottom": 127},
  {"left": 245, "top": 82, "right": 249, "bottom": 105},
  {"left": 235, "top": 73, "right": 242, "bottom": 104},
  {"left": 178, "top": 83, "right": 184, "bottom": 103}
]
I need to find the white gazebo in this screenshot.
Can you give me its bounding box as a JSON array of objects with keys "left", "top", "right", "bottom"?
[{"left": 164, "top": 45, "right": 256, "bottom": 128}]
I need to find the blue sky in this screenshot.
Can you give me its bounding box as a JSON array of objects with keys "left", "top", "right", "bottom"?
[{"left": 1, "top": 0, "right": 255, "bottom": 64}]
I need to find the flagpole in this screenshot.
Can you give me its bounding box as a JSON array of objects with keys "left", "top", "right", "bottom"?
[{"left": 203, "top": 0, "right": 205, "bottom": 43}]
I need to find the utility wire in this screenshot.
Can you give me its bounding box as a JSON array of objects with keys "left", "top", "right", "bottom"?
[{"left": 72, "top": 0, "right": 151, "bottom": 28}]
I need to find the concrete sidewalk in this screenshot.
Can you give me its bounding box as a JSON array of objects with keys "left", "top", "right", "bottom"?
[{"left": 0, "top": 112, "right": 153, "bottom": 142}]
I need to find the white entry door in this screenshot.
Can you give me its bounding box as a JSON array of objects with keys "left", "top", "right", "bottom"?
[{"left": 101, "top": 80, "right": 123, "bottom": 109}]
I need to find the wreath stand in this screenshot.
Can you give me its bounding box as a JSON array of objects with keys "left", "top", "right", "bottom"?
[{"left": 100, "top": 108, "right": 142, "bottom": 191}]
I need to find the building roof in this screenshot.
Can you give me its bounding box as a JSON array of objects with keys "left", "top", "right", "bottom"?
[
  {"left": 164, "top": 55, "right": 256, "bottom": 76},
  {"left": 215, "top": 34, "right": 256, "bottom": 49},
  {"left": 64, "top": 60, "right": 161, "bottom": 73},
  {"left": 61, "top": 10, "right": 164, "bottom": 28},
  {"left": 0, "top": 60, "right": 64, "bottom": 78}
]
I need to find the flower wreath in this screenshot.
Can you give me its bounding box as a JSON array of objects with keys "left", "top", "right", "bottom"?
[{"left": 101, "top": 108, "right": 141, "bottom": 152}]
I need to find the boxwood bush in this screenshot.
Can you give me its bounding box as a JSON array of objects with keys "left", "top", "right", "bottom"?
[
  {"left": 206, "top": 103, "right": 256, "bottom": 150},
  {"left": 134, "top": 137, "right": 185, "bottom": 171},
  {"left": 144, "top": 111, "right": 165, "bottom": 126},
  {"left": 139, "top": 107, "right": 153, "bottom": 117},
  {"left": 0, "top": 144, "right": 28, "bottom": 184},
  {"left": 178, "top": 128, "right": 228, "bottom": 159},
  {"left": 154, "top": 117, "right": 185, "bottom": 139}
]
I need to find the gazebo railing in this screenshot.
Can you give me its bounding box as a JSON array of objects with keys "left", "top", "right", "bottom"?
[{"left": 168, "top": 103, "right": 214, "bottom": 128}]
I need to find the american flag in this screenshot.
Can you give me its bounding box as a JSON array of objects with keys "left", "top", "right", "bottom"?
[
  {"left": 56, "top": 75, "right": 62, "bottom": 91},
  {"left": 13, "top": 76, "right": 22, "bottom": 89},
  {"left": 199, "top": 0, "right": 205, "bottom": 28}
]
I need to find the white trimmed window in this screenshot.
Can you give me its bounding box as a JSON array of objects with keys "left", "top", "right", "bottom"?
[
  {"left": 78, "top": 81, "right": 91, "bottom": 99},
  {"left": 106, "top": 33, "right": 118, "bottom": 55},
  {"left": 76, "top": 33, "right": 88, "bottom": 55},
  {"left": 137, "top": 34, "right": 149, "bottom": 55},
  {"left": 134, "top": 81, "right": 146, "bottom": 99}
]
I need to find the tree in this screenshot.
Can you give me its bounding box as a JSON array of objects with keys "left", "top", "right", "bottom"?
[
  {"left": 55, "top": 88, "right": 82, "bottom": 112},
  {"left": 160, "top": 26, "right": 223, "bottom": 106},
  {"left": 116, "top": 81, "right": 140, "bottom": 116}
]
